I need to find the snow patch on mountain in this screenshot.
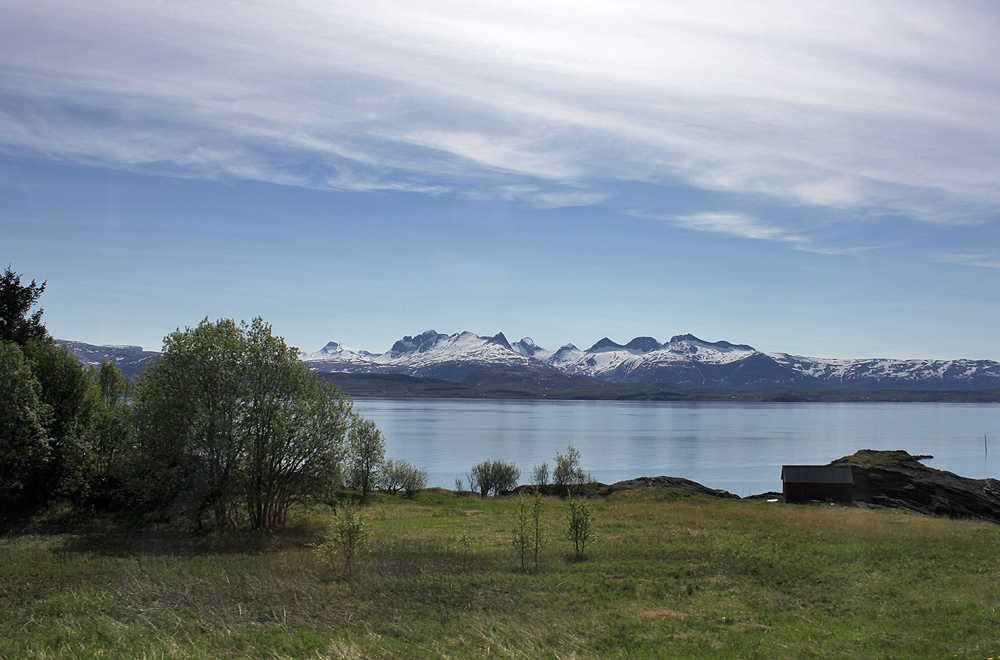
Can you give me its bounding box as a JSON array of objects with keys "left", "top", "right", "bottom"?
[
  {"left": 768, "top": 352, "right": 1000, "bottom": 387},
  {"left": 512, "top": 337, "right": 555, "bottom": 362},
  {"left": 302, "top": 330, "right": 554, "bottom": 380}
]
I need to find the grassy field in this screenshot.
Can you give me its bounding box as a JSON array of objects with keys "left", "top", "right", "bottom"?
[{"left": 2, "top": 489, "right": 999, "bottom": 659}]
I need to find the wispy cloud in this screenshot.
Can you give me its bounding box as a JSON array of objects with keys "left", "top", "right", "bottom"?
[
  {"left": 3, "top": 0, "right": 1000, "bottom": 225},
  {"left": 932, "top": 253, "right": 1000, "bottom": 269},
  {"left": 671, "top": 212, "right": 809, "bottom": 245}
]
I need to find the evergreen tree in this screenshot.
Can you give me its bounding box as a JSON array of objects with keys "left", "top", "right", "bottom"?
[{"left": 0, "top": 267, "right": 49, "bottom": 344}]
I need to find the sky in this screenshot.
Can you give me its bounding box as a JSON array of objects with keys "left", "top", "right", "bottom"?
[{"left": 2, "top": 0, "right": 999, "bottom": 360}]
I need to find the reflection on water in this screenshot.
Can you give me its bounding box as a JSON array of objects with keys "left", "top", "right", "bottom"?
[{"left": 351, "top": 399, "right": 999, "bottom": 496}]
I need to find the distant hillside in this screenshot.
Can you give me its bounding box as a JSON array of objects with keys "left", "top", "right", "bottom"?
[{"left": 56, "top": 340, "right": 159, "bottom": 378}]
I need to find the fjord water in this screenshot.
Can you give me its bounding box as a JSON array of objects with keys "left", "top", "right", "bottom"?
[{"left": 352, "top": 399, "right": 999, "bottom": 496}]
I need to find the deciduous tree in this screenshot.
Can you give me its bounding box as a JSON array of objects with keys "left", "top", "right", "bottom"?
[
  {"left": 566, "top": 497, "right": 595, "bottom": 560},
  {"left": 380, "top": 459, "right": 427, "bottom": 498},
  {"left": 132, "top": 318, "right": 356, "bottom": 529},
  {"left": 0, "top": 341, "right": 51, "bottom": 519},
  {"left": 96, "top": 360, "right": 127, "bottom": 408},
  {"left": 346, "top": 417, "right": 385, "bottom": 499},
  {"left": 240, "top": 321, "right": 351, "bottom": 528},
  {"left": 553, "top": 445, "right": 593, "bottom": 496},
  {"left": 21, "top": 340, "right": 100, "bottom": 501},
  {"left": 89, "top": 361, "right": 132, "bottom": 491},
  {"left": 133, "top": 318, "right": 245, "bottom": 528},
  {"left": 469, "top": 459, "right": 520, "bottom": 497}
]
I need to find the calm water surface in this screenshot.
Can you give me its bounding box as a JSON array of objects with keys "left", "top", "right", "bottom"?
[{"left": 352, "top": 398, "right": 999, "bottom": 496}]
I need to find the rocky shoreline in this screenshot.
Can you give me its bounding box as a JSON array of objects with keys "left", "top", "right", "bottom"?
[
  {"left": 597, "top": 449, "right": 1000, "bottom": 524},
  {"left": 831, "top": 449, "right": 1000, "bottom": 524}
]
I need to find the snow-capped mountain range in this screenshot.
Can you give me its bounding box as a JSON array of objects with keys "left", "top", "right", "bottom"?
[
  {"left": 300, "top": 330, "right": 1000, "bottom": 390},
  {"left": 57, "top": 331, "right": 1000, "bottom": 390}
]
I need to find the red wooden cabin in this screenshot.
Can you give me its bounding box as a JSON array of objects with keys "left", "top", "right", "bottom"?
[{"left": 781, "top": 465, "right": 853, "bottom": 503}]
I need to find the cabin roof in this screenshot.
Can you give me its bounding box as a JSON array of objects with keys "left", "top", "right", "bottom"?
[{"left": 781, "top": 465, "right": 854, "bottom": 484}]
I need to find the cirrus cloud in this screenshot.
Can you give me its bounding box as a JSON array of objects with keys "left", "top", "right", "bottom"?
[{"left": 2, "top": 0, "right": 1000, "bottom": 237}]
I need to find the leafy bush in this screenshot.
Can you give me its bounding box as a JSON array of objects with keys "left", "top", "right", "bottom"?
[
  {"left": 531, "top": 462, "right": 550, "bottom": 488},
  {"left": 381, "top": 459, "right": 428, "bottom": 498},
  {"left": 400, "top": 461, "right": 428, "bottom": 498},
  {"left": 379, "top": 459, "right": 405, "bottom": 495},
  {"left": 553, "top": 445, "right": 593, "bottom": 496},
  {"left": 468, "top": 459, "right": 520, "bottom": 498},
  {"left": 565, "top": 497, "right": 594, "bottom": 560},
  {"left": 512, "top": 493, "right": 545, "bottom": 571},
  {"left": 315, "top": 504, "right": 368, "bottom": 578}
]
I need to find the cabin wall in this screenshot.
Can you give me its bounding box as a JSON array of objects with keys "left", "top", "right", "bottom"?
[{"left": 783, "top": 482, "right": 853, "bottom": 503}]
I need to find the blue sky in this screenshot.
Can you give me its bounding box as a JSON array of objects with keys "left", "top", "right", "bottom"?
[{"left": 2, "top": 0, "right": 999, "bottom": 360}]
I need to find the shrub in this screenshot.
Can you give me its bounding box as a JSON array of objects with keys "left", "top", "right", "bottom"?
[
  {"left": 531, "top": 462, "right": 550, "bottom": 489},
  {"left": 314, "top": 462, "right": 347, "bottom": 508},
  {"left": 315, "top": 504, "right": 368, "bottom": 578},
  {"left": 379, "top": 459, "right": 405, "bottom": 495},
  {"left": 531, "top": 494, "right": 545, "bottom": 570},
  {"left": 400, "top": 462, "right": 428, "bottom": 499},
  {"left": 512, "top": 496, "right": 529, "bottom": 571},
  {"left": 512, "top": 493, "right": 549, "bottom": 572},
  {"left": 553, "top": 445, "right": 593, "bottom": 496},
  {"left": 566, "top": 497, "right": 594, "bottom": 560},
  {"left": 381, "top": 460, "right": 426, "bottom": 498},
  {"left": 469, "top": 459, "right": 520, "bottom": 498}
]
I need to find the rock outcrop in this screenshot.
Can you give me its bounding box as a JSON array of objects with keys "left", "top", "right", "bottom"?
[
  {"left": 831, "top": 449, "right": 1000, "bottom": 524},
  {"left": 602, "top": 476, "right": 740, "bottom": 499}
]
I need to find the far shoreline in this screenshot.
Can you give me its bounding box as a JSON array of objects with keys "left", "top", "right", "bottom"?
[{"left": 319, "top": 371, "right": 1000, "bottom": 403}]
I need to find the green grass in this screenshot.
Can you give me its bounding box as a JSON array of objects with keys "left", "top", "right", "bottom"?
[{"left": 2, "top": 490, "right": 999, "bottom": 659}]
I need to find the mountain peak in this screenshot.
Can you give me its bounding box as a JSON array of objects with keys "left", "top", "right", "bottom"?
[
  {"left": 487, "top": 332, "right": 512, "bottom": 350},
  {"left": 551, "top": 343, "right": 582, "bottom": 362},
  {"left": 587, "top": 337, "right": 625, "bottom": 352},
  {"left": 389, "top": 329, "right": 449, "bottom": 358},
  {"left": 668, "top": 334, "right": 755, "bottom": 352},
  {"left": 512, "top": 337, "right": 541, "bottom": 357},
  {"left": 625, "top": 336, "right": 662, "bottom": 353},
  {"left": 319, "top": 341, "right": 343, "bottom": 354}
]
